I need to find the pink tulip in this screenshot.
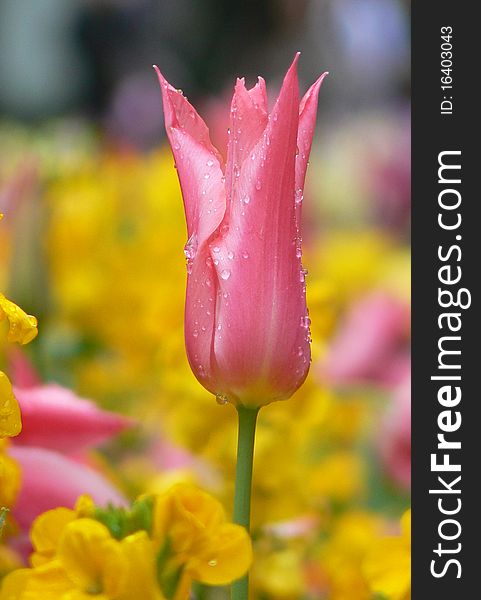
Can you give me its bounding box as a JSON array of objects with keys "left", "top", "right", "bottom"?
[
  {"left": 378, "top": 374, "right": 411, "bottom": 490},
  {"left": 13, "top": 383, "right": 133, "bottom": 453},
  {"left": 156, "top": 55, "right": 327, "bottom": 407},
  {"left": 8, "top": 446, "right": 127, "bottom": 530},
  {"left": 323, "top": 293, "right": 410, "bottom": 388}
]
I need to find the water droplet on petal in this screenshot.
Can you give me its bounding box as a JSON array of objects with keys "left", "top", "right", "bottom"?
[
  {"left": 206, "top": 159, "right": 214, "bottom": 167},
  {"left": 242, "top": 195, "right": 250, "bottom": 205},
  {"left": 300, "top": 315, "right": 311, "bottom": 329},
  {"left": 192, "top": 330, "right": 199, "bottom": 338},
  {"left": 216, "top": 394, "right": 228, "bottom": 405},
  {"left": 220, "top": 269, "right": 231, "bottom": 280},
  {"left": 255, "top": 180, "right": 262, "bottom": 191},
  {"left": 242, "top": 251, "right": 249, "bottom": 259},
  {"left": 227, "top": 251, "right": 234, "bottom": 260},
  {"left": 208, "top": 559, "right": 218, "bottom": 567},
  {"left": 212, "top": 246, "right": 220, "bottom": 253}
]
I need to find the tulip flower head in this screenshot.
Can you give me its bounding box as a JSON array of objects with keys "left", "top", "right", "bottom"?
[{"left": 156, "top": 55, "right": 327, "bottom": 407}]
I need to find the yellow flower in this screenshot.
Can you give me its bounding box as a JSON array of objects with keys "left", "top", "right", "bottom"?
[
  {"left": 0, "top": 294, "right": 38, "bottom": 346},
  {"left": 363, "top": 509, "right": 411, "bottom": 600},
  {"left": 0, "top": 568, "right": 30, "bottom": 600},
  {"left": 22, "top": 519, "right": 130, "bottom": 599},
  {"left": 309, "top": 452, "right": 366, "bottom": 505},
  {"left": 152, "top": 484, "right": 252, "bottom": 586},
  {"left": 252, "top": 547, "right": 305, "bottom": 600},
  {"left": 0, "top": 374, "right": 21, "bottom": 439},
  {"left": 0, "top": 293, "right": 38, "bottom": 438},
  {"left": 0, "top": 444, "right": 21, "bottom": 509},
  {"left": 319, "top": 511, "right": 386, "bottom": 600},
  {"left": 117, "top": 532, "right": 164, "bottom": 600},
  {"left": 29, "top": 508, "right": 77, "bottom": 567}
]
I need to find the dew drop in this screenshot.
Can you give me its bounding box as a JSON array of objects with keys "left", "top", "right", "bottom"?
[
  {"left": 227, "top": 251, "right": 234, "bottom": 260},
  {"left": 255, "top": 180, "right": 262, "bottom": 191},
  {"left": 300, "top": 315, "right": 311, "bottom": 329},
  {"left": 212, "top": 246, "right": 220, "bottom": 253},
  {"left": 242, "top": 195, "right": 250, "bottom": 205},
  {"left": 220, "top": 269, "right": 231, "bottom": 280},
  {"left": 208, "top": 559, "right": 218, "bottom": 567},
  {"left": 295, "top": 188, "right": 304, "bottom": 205},
  {"left": 206, "top": 159, "right": 214, "bottom": 167},
  {"left": 242, "top": 251, "right": 249, "bottom": 259},
  {"left": 192, "top": 330, "right": 199, "bottom": 338}
]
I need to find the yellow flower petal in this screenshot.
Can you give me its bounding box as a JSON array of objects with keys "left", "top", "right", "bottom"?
[
  {"left": 186, "top": 522, "right": 253, "bottom": 586},
  {"left": 118, "top": 531, "right": 165, "bottom": 600},
  {"left": 0, "top": 373, "right": 22, "bottom": 438},
  {"left": 21, "top": 561, "right": 75, "bottom": 600},
  {"left": 58, "top": 519, "right": 127, "bottom": 597},
  {"left": 0, "top": 568, "right": 30, "bottom": 600},
  {"left": 30, "top": 507, "right": 77, "bottom": 567},
  {"left": 0, "top": 446, "right": 21, "bottom": 508},
  {"left": 363, "top": 510, "right": 411, "bottom": 600},
  {"left": 153, "top": 484, "right": 225, "bottom": 554},
  {"left": 0, "top": 294, "right": 38, "bottom": 345}
]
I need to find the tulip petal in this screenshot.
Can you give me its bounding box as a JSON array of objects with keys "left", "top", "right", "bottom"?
[
  {"left": 295, "top": 71, "right": 328, "bottom": 224},
  {"left": 9, "top": 446, "right": 127, "bottom": 531},
  {"left": 225, "top": 78, "right": 268, "bottom": 211},
  {"left": 209, "top": 54, "right": 311, "bottom": 404},
  {"left": 154, "top": 67, "right": 226, "bottom": 248},
  {"left": 13, "top": 384, "right": 134, "bottom": 453}
]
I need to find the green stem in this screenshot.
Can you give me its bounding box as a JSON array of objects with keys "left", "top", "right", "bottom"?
[{"left": 231, "top": 405, "right": 259, "bottom": 600}]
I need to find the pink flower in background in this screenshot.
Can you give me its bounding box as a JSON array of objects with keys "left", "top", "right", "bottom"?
[
  {"left": 9, "top": 446, "right": 127, "bottom": 531},
  {"left": 378, "top": 374, "right": 411, "bottom": 490},
  {"left": 13, "top": 384, "right": 133, "bottom": 454},
  {"left": 323, "top": 292, "right": 410, "bottom": 388},
  {"left": 4, "top": 352, "right": 132, "bottom": 533},
  {"left": 156, "top": 55, "right": 328, "bottom": 407}
]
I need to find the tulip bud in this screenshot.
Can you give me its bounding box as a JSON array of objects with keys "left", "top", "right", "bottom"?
[{"left": 156, "top": 56, "right": 327, "bottom": 407}]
